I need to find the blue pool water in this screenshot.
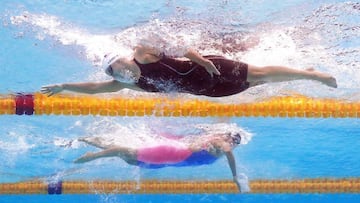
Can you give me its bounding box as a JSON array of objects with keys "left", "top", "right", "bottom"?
[{"left": 1, "top": 0, "right": 360, "bottom": 202}]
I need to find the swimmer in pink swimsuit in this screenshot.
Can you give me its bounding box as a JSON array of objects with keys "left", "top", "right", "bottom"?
[
  {"left": 42, "top": 45, "right": 337, "bottom": 97},
  {"left": 74, "top": 130, "right": 249, "bottom": 193}
]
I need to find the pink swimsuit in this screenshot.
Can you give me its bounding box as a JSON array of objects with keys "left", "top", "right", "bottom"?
[{"left": 137, "top": 145, "right": 192, "bottom": 164}]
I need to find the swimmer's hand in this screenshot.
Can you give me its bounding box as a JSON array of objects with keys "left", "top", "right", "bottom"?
[
  {"left": 233, "top": 173, "right": 250, "bottom": 193},
  {"left": 203, "top": 59, "right": 221, "bottom": 77},
  {"left": 41, "top": 84, "right": 64, "bottom": 96},
  {"left": 183, "top": 48, "right": 220, "bottom": 77}
]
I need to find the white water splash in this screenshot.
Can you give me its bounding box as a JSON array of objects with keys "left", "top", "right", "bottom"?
[
  {"left": 72, "top": 120, "right": 252, "bottom": 150},
  {"left": 0, "top": 134, "right": 35, "bottom": 168},
  {"left": 0, "top": 133, "right": 34, "bottom": 153},
  {"left": 10, "top": 12, "right": 133, "bottom": 66}
]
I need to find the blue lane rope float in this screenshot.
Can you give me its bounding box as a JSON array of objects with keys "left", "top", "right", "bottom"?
[{"left": 48, "top": 181, "right": 62, "bottom": 195}]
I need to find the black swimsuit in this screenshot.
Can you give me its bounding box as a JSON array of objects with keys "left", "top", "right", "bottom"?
[{"left": 134, "top": 55, "right": 249, "bottom": 97}]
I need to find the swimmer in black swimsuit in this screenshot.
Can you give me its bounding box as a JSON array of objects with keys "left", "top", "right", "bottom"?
[
  {"left": 132, "top": 54, "right": 249, "bottom": 97},
  {"left": 41, "top": 45, "right": 337, "bottom": 97}
]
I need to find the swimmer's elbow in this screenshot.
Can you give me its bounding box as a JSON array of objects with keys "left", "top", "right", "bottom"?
[
  {"left": 88, "top": 81, "right": 123, "bottom": 94},
  {"left": 183, "top": 48, "right": 208, "bottom": 65},
  {"left": 84, "top": 85, "right": 102, "bottom": 94},
  {"left": 183, "top": 48, "right": 197, "bottom": 56}
]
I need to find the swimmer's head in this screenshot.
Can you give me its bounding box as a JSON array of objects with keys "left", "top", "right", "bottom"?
[
  {"left": 228, "top": 132, "right": 242, "bottom": 146},
  {"left": 102, "top": 53, "right": 136, "bottom": 83},
  {"left": 102, "top": 52, "right": 122, "bottom": 75},
  {"left": 195, "top": 123, "right": 252, "bottom": 145}
]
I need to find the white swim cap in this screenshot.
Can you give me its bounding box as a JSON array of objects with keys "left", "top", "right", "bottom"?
[
  {"left": 194, "top": 123, "right": 252, "bottom": 145},
  {"left": 102, "top": 53, "right": 137, "bottom": 84},
  {"left": 102, "top": 52, "right": 122, "bottom": 74}
]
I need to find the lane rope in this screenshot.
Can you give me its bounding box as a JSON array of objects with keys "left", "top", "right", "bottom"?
[
  {"left": 0, "top": 93, "right": 359, "bottom": 117},
  {"left": 1, "top": 178, "right": 359, "bottom": 194}
]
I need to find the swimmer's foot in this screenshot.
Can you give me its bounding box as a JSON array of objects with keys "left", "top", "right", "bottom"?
[
  {"left": 77, "top": 137, "right": 87, "bottom": 142},
  {"left": 78, "top": 137, "right": 102, "bottom": 147},
  {"left": 74, "top": 152, "right": 95, "bottom": 163},
  {"left": 306, "top": 67, "right": 337, "bottom": 88}
]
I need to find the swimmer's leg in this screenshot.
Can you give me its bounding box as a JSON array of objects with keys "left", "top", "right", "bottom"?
[
  {"left": 74, "top": 146, "right": 137, "bottom": 164},
  {"left": 247, "top": 65, "right": 337, "bottom": 88}
]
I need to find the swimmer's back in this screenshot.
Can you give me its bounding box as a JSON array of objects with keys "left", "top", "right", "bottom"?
[
  {"left": 136, "top": 145, "right": 218, "bottom": 169},
  {"left": 134, "top": 55, "right": 249, "bottom": 97}
]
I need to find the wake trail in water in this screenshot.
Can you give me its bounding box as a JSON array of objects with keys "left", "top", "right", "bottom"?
[{"left": 55, "top": 120, "right": 252, "bottom": 149}]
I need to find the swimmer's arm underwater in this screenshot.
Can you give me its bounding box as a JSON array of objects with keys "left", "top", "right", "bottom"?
[
  {"left": 41, "top": 80, "right": 142, "bottom": 96},
  {"left": 218, "top": 142, "right": 238, "bottom": 180},
  {"left": 225, "top": 151, "right": 250, "bottom": 193},
  {"left": 216, "top": 141, "right": 249, "bottom": 193},
  {"left": 225, "top": 152, "right": 240, "bottom": 185}
]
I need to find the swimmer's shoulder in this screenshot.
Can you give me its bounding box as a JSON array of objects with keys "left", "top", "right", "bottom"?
[{"left": 134, "top": 45, "right": 162, "bottom": 64}]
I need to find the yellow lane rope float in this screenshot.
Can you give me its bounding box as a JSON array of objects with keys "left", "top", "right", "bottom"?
[
  {"left": 0, "top": 178, "right": 359, "bottom": 194},
  {"left": 0, "top": 93, "right": 359, "bottom": 117}
]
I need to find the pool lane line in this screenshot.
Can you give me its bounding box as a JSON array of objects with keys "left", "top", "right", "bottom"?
[
  {"left": 0, "top": 178, "right": 359, "bottom": 194},
  {"left": 1, "top": 93, "right": 359, "bottom": 118}
]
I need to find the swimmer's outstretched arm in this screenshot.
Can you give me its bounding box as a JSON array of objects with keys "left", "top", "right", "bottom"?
[{"left": 41, "top": 80, "right": 141, "bottom": 96}]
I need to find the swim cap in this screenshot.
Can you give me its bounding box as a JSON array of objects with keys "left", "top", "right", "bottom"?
[
  {"left": 102, "top": 52, "right": 122, "bottom": 74},
  {"left": 102, "top": 53, "right": 137, "bottom": 84},
  {"left": 194, "top": 123, "right": 252, "bottom": 145},
  {"left": 230, "top": 132, "right": 242, "bottom": 145}
]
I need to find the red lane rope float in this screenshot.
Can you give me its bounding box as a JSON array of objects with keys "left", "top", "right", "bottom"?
[
  {"left": 15, "top": 94, "right": 34, "bottom": 115},
  {"left": 0, "top": 178, "right": 359, "bottom": 194},
  {"left": 0, "top": 93, "right": 360, "bottom": 117}
]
